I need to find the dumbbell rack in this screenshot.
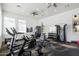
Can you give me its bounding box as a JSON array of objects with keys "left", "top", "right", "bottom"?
[{"left": 48, "top": 33, "right": 56, "bottom": 40}]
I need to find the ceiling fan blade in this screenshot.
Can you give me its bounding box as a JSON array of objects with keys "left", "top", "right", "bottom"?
[
  {"left": 53, "top": 3, "right": 57, "bottom": 7},
  {"left": 47, "top": 3, "right": 52, "bottom": 8}
]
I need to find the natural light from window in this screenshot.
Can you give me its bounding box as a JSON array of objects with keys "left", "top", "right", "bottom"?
[
  {"left": 49, "top": 26, "right": 56, "bottom": 33},
  {"left": 4, "top": 16, "right": 15, "bottom": 34},
  {"left": 18, "top": 19, "right": 26, "bottom": 33}
]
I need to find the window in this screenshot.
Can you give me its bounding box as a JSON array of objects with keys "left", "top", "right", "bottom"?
[
  {"left": 49, "top": 26, "right": 56, "bottom": 33},
  {"left": 4, "top": 16, "right": 15, "bottom": 34},
  {"left": 18, "top": 20, "right": 26, "bottom": 32}
]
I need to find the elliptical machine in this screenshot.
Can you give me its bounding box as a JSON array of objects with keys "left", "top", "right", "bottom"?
[{"left": 18, "top": 35, "right": 30, "bottom": 56}]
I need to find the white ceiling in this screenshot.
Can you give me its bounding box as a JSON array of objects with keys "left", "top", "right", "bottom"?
[{"left": 2, "top": 3, "right": 79, "bottom": 19}]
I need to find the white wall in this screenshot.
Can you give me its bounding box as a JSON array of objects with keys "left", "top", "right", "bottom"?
[
  {"left": 0, "top": 4, "right": 2, "bottom": 48},
  {"left": 39, "top": 8, "right": 79, "bottom": 42}
]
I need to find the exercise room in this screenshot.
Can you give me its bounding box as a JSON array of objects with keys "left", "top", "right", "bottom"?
[{"left": 0, "top": 3, "right": 79, "bottom": 56}]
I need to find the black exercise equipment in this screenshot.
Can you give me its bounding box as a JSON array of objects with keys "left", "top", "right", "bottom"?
[
  {"left": 18, "top": 35, "right": 29, "bottom": 56},
  {"left": 63, "top": 24, "right": 67, "bottom": 42},
  {"left": 28, "top": 38, "right": 36, "bottom": 49},
  {"left": 5, "top": 26, "right": 54, "bottom": 56},
  {"left": 49, "top": 24, "right": 67, "bottom": 42},
  {"left": 5, "top": 27, "right": 25, "bottom": 49},
  {"left": 58, "top": 24, "right": 67, "bottom": 42},
  {"left": 56, "top": 24, "right": 67, "bottom": 42},
  {"left": 5, "top": 28, "right": 29, "bottom": 56},
  {"left": 35, "top": 26, "right": 42, "bottom": 39},
  {"left": 5, "top": 28, "right": 25, "bottom": 56},
  {"left": 55, "top": 25, "right": 61, "bottom": 42},
  {"left": 5, "top": 28, "right": 37, "bottom": 56},
  {"left": 18, "top": 35, "right": 37, "bottom": 56},
  {"left": 6, "top": 28, "right": 15, "bottom": 56}
]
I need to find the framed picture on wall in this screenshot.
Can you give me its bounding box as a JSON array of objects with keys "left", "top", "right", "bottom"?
[
  {"left": 26, "top": 28, "right": 29, "bottom": 32},
  {"left": 26, "top": 27, "right": 33, "bottom": 32},
  {"left": 30, "top": 27, "right": 33, "bottom": 32}
]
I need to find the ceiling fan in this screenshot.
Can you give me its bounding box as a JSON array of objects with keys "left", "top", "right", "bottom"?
[
  {"left": 31, "top": 11, "right": 39, "bottom": 16},
  {"left": 31, "top": 9, "right": 44, "bottom": 16},
  {"left": 31, "top": 3, "right": 58, "bottom": 16},
  {"left": 47, "top": 3, "right": 58, "bottom": 8}
]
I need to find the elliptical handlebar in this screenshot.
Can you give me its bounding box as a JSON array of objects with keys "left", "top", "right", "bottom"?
[
  {"left": 6, "top": 28, "right": 14, "bottom": 36},
  {"left": 22, "top": 35, "right": 29, "bottom": 42},
  {"left": 10, "top": 27, "right": 16, "bottom": 34}
]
